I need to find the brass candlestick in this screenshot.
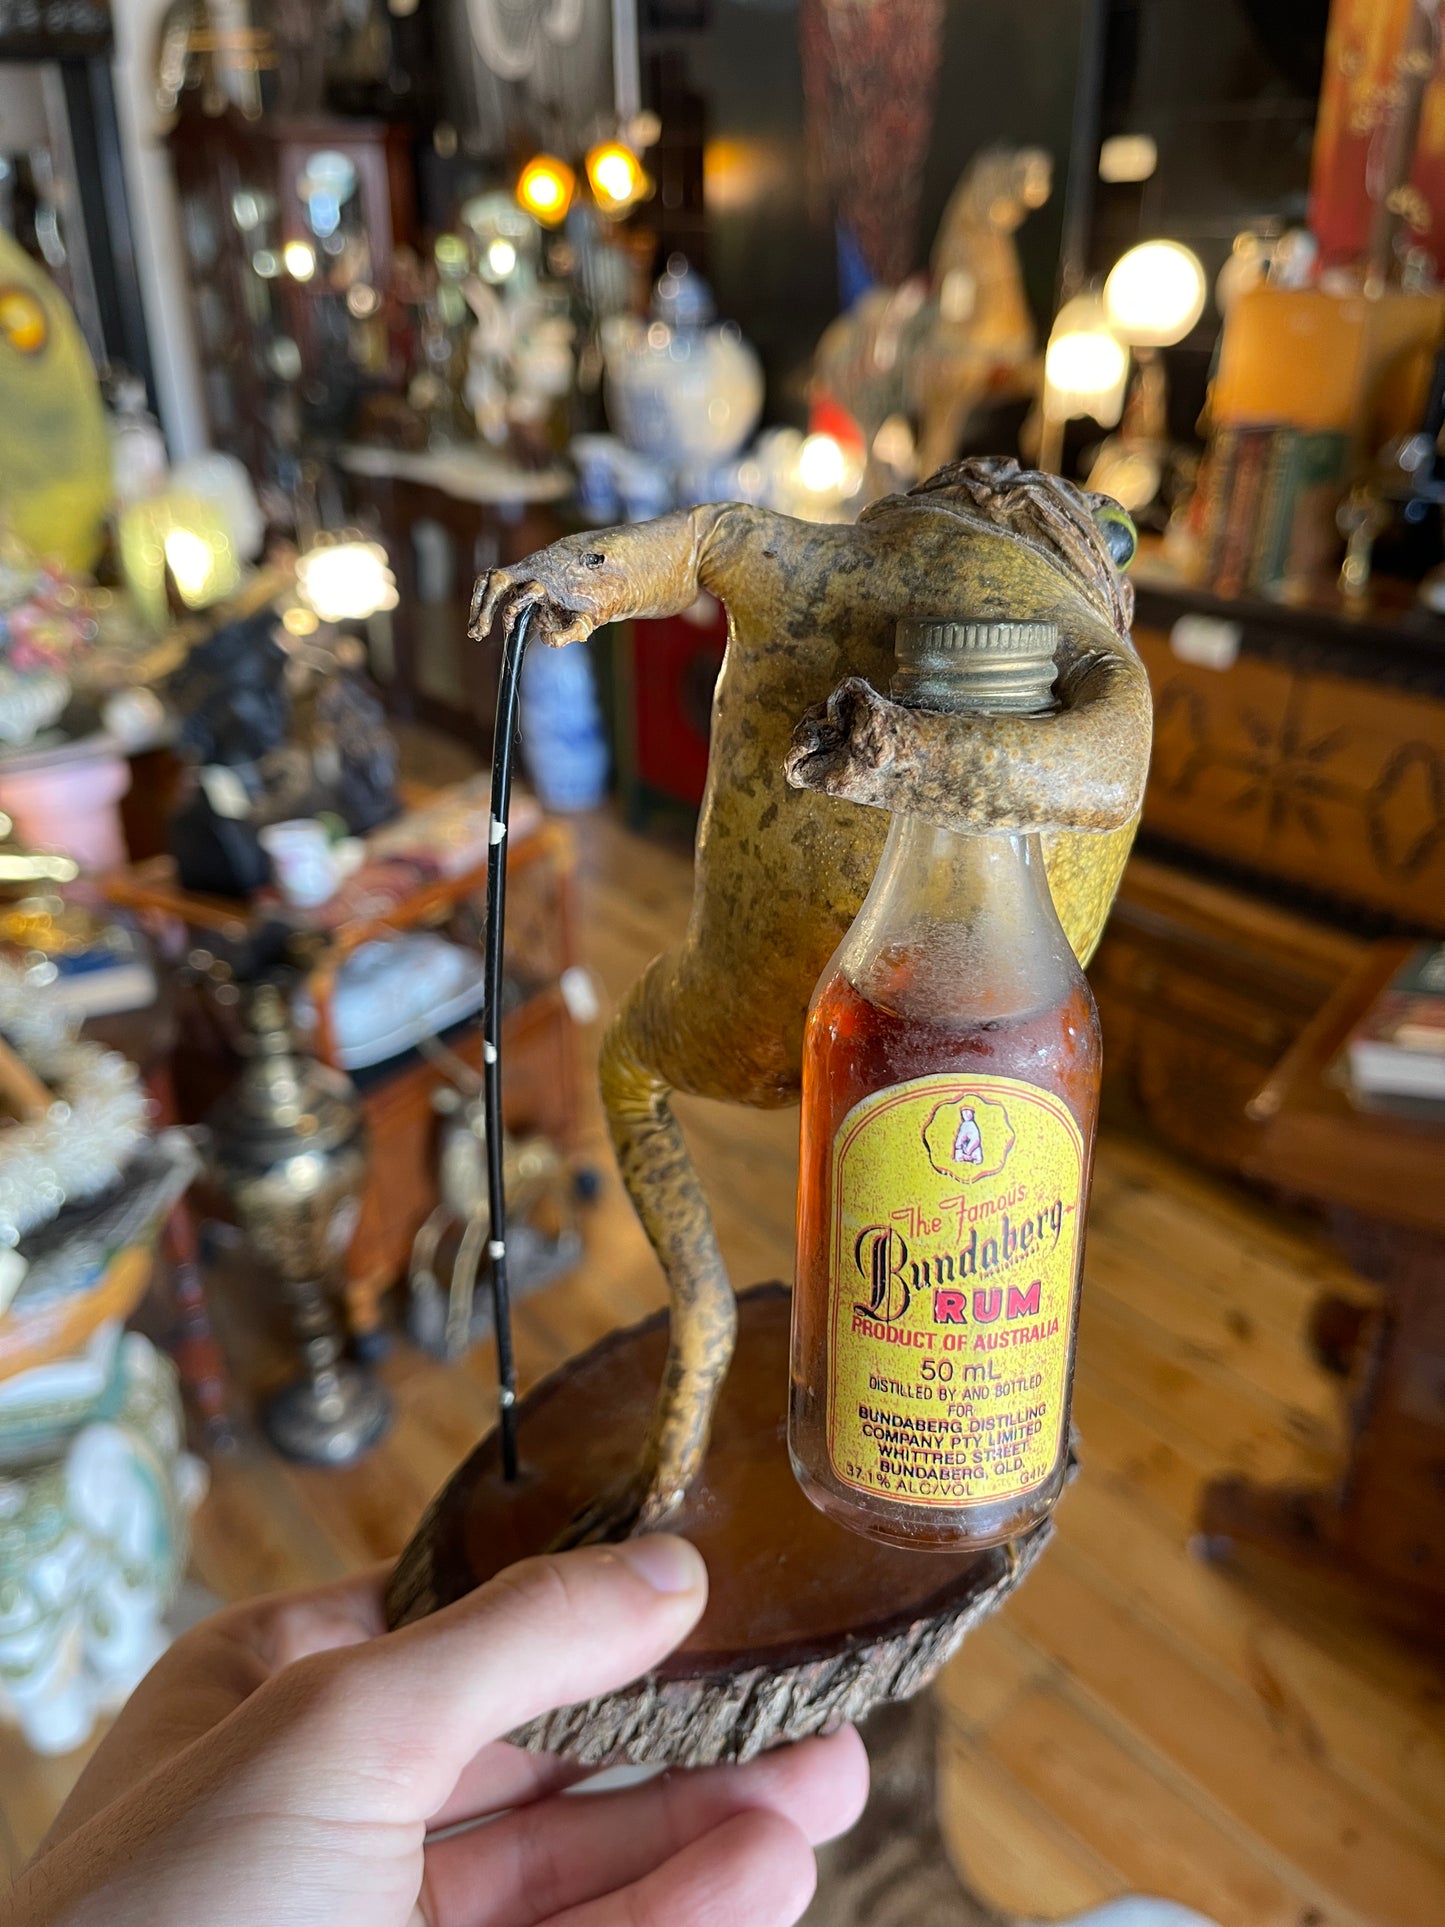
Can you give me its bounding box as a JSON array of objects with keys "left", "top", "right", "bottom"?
[{"left": 206, "top": 982, "right": 390, "bottom": 1463}]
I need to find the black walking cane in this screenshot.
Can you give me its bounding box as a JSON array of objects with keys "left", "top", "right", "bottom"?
[{"left": 479, "top": 601, "right": 537, "bottom": 1483}]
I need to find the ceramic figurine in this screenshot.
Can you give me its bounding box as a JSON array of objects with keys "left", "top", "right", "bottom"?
[
  {"left": 0, "top": 1331, "right": 205, "bottom": 1755},
  {"left": 468, "top": 455, "right": 1149, "bottom": 1544},
  {"left": 603, "top": 262, "right": 764, "bottom": 483}
]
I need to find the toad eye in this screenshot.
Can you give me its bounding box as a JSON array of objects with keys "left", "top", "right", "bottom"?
[
  {"left": 1092, "top": 500, "right": 1137, "bottom": 571},
  {"left": 583, "top": 551, "right": 606, "bottom": 569}
]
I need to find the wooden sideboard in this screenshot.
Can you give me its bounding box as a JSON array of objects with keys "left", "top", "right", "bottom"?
[
  {"left": 1089, "top": 575, "right": 1445, "bottom": 1176},
  {"left": 1090, "top": 853, "right": 1366, "bottom": 1176},
  {"left": 1130, "top": 577, "right": 1445, "bottom": 931}
]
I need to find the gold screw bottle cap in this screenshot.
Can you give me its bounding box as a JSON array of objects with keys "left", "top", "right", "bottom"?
[{"left": 893, "top": 617, "right": 1059, "bottom": 715}]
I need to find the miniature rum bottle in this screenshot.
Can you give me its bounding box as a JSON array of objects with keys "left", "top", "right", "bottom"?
[{"left": 790, "top": 618, "right": 1101, "bottom": 1550}]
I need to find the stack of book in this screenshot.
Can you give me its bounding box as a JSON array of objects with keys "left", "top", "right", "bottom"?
[
  {"left": 1198, "top": 423, "right": 1349, "bottom": 598},
  {"left": 1345, "top": 943, "right": 1445, "bottom": 1105}
]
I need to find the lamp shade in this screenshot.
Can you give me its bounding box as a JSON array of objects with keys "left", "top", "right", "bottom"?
[
  {"left": 296, "top": 538, "right": 399, "bottom": 624},
  {"left": 1104, "top": 240, "right": 1207, "bottom": 348},
  {"left": 1043, "top": 294, "right": 1129, "bottom": 427}
]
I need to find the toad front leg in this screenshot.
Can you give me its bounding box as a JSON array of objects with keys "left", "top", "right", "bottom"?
[
  {"left": 784, "top": 641, "right": 1151, "bottom": 965},
  {"left": 469, "top": 507, "right": 735, "bottom": 650}
]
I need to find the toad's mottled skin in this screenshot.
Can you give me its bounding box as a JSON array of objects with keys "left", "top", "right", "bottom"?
[{"left": 472, "top": 457, "right": 1151, "bottom": 1541}]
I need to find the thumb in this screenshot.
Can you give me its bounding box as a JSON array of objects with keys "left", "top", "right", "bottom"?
[{"left": 253, "top": 1537, "right": 708, "bottom": 1816}]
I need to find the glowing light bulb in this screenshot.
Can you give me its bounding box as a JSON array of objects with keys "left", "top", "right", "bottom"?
[
  {"left": 486, "top": 238, "right": 518, "bottom": 278},
  {"left": 517, "top": 156, "right": 575, "bottom": 227},
  {"left": 164, "top": 527, "right": 226, "bottom": 605},
  {"left": 1097, "top": 134, "right": 1157, "bottom": 185},
  {"left": 1104, "top": 239, "right": 1207, "bottom": 348},
  {"left": 296, "top": 539, "right": 399, "bottom": 624},
  {"left": 586, "top": 141, "right": 648, "bottom": 214},
  {"left": 1045, "top": 328, "right": 1128, "bottom": 399},
  {"left": 283, "top": 239, "right": 317, "bottom": 281},
  {"left": 797, "top": 433, "right": 847, "bottom": 493},
  {"left": 1042, "top": 294, "right": 1129, "bottom": 428}
]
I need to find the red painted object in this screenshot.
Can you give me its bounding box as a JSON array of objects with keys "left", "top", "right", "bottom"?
[{"left": 628, "top": 602, "right": 729, "bottom": 811}]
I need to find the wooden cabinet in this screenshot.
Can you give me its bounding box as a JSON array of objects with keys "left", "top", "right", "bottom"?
[
  {"left": 1133, "top": 607, "right": 1445, "bottom": 932},
  {"left": 168, "top": 106, "right": 414, "bottom": 476},
  {"left": 1091, "top": 577, "right": 1445, "bottom": 1175},
  {"left": 339, "top": 458, "right": 567, "bottom": 744}
]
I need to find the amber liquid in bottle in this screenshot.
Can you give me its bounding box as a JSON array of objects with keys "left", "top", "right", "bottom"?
[{"left": 790, "top": 813, "right": 1101, "bottom": 1551}]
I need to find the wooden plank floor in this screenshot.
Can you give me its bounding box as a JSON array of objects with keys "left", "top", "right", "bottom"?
[{"left": 5, "top": 806, "right": 1445, "bottom": 1927}]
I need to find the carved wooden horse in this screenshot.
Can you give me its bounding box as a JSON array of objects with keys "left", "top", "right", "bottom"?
[
  {"left": 813, "top": 147, "right": 1052, "bottom": 487},
  {"left": 472, "top": 457, "right": 1149, "bottom": 1543},
  {"left": 909, "top": 145, "right": 1052, "bottom": 474}
]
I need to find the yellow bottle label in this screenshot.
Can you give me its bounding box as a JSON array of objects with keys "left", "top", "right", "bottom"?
[{"left": 826, "top": 1071, "right": 1085, "bottom": 1510}]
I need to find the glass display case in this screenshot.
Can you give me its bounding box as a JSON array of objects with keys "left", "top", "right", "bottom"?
[{"left": 168, "top": 103, "right": 414, "bottom": 478}]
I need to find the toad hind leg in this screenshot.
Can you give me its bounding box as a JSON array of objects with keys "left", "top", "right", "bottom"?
[{"left": 549, "top": 968, "right": 737, "bottom": 1547}]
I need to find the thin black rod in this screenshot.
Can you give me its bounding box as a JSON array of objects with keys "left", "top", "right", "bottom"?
[{"left": 483, "top": 603, "right": 534, "bottom": 1481}]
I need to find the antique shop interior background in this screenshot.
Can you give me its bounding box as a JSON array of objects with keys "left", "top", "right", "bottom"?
[{"left": 2, "top": 0, "right": 1445, "bottom": 1920}]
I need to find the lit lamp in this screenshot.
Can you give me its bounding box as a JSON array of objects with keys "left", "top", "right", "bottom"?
[
  {"left": 118, "top": 491, "right": 242, "bottom": 632},
  {"left": 295, "top": 535, "right": 399, "bottom": 625},
  {"left": 1039, "top": 294, "right": 1129, "bottom": 474},
  {"left": 516, "top": 155, "right": 576, "bottom": 228},
  {"left": 792, "top": 430, "right": 864, "bottom": 520},
  {"left": 585, "top": 140, "right": 651, "bottom": 218},
  {"left": 1105, "top": 239, "right": 1207, "bottom": 349},
  {"left": 283, "top": 239, "right": 317, "bottom": 283},
  {"left": 1091, "top": 239, "right": 1207, "bottom": 508},
  {"left": 461, "top": 192, "right": 537, "bottom": 285}
]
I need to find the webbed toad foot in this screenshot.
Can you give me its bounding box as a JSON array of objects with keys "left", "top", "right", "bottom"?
[
  {"left": 784, "top": 676, "right": 913, "bottom": 812},
  {"left": 546, "top": 1466, "right": 686, "bottom": 1550}
]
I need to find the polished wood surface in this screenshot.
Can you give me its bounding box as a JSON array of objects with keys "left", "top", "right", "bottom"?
[
  {"left": 1091, "top": 850, "right": 1366, "bottom": 1175},
  {"left": 1246, "top": 940, "right": 1444, "bottom": 1236},
  {"left": 399, "top": 1286, "right": 1010, "bottom": 1658},
  {"left": 1199, "top": 941, "right": 1445, "bottom": 1620},
  {"left": 390, "top": 1284, "right": 1041, "bottom": 1767},
  {"left": 4, "top": 804, "right": 1444, "bottom": 1925}
]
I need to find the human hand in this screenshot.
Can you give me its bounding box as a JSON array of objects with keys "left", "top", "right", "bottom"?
[{"left": 6, "top": 1538, "right": 868, "bottom": 1927}]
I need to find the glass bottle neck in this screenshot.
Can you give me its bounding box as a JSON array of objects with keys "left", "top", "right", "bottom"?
[{"left": 835, "top": 813, "right": 1084, "bottom": 1028}]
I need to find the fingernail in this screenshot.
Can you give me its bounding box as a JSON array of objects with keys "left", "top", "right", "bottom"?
[{"left": 616, "top": 1534, "right": 706, "bottom": 1595}]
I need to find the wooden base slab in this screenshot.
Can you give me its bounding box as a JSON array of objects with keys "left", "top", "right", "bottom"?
[{"left": 387, "top": 1284, "right": 1051, "bottom": 1766}]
